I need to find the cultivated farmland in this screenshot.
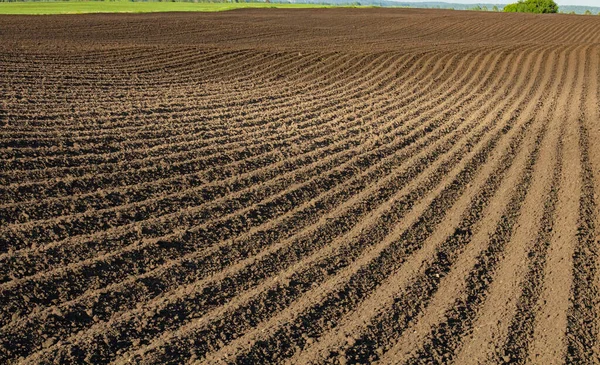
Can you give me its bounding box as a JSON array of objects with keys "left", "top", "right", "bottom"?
[{"left": 1, "top": 8, "right": 600, "bottom": 364}]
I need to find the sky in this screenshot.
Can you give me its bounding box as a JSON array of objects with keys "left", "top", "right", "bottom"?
[
  {"left": 404, "top": 0, "right": 600, "bottom": 5},
  {"left": 557, "top": 0, "right": 600, "bottom": 4}
]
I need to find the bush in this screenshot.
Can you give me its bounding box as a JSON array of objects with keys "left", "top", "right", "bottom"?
[{"left": 503, "top": 0, "right": 558, "bottom": 13}]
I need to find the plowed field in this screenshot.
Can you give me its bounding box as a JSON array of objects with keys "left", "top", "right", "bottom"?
[{"left": 1, "top": 8, "right": 600, "bottom": 364}]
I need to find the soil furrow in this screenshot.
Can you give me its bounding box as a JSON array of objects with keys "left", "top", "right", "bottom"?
[
  {"left": 14, "top": 46, "right": 517, "bottom": 364},
  {"left": 2, "top": 10, "right": 599, "bottom": 364}
]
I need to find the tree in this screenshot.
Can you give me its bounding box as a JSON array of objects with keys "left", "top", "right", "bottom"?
[
  {"left": 503, "top": 0, "right": 558, "bottom": 13},
  {"left": 584, "top": 10, "right": 592, "bottom": 15},
  {"left": 492, "top": 5, "right": 499, "bottom": 11}
]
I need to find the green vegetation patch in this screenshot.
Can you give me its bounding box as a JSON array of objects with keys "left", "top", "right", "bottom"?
[
  {"left": 503, "top": 0, "right": 558, "bottom": 13},
  {"left": 0, "top": 1, "right": 335, "bottom": 15}
]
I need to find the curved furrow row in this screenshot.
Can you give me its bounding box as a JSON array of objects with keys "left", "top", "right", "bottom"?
[
  {"left": 0, "top": 54, "right": 410, "bottom": 202},
  {"left": 451, "top": 55, "right": 565, "bottom": 365},
  {"left": 496, "top": 114, "right": 564, "bottom": 365},
  {"left": 401, "top": 117, "right": 547, "bottom": 365},
  {"left": 131, "top": 43, "right": 544, "bottom": 364},
  {"left": 2, "top": 10, "right": 599, "bottom": 365},
  {"left": 0, "top": 52, "right": 387, "bottom": 182},
  {"left": 2, "top": 48, "right": 292, "bottom": 89},
  {"left": 127, "top": 45, "right": 548, "bottom": 361},
  {"left": 565, "top": 46, "right": 598, "bottom": 364},
  {"left": 0, "top": 51, "right": 353, "bottom": 136},
  {"left": 0, "top": 57, "right": 377, "bottom": 191},
  {"left": 1, "top": 48, "right": 245, "bottom": 87},
  {"left": 19, "top": 48, "right": 524, "bottom": 365},
  {"left": 0, "top": 50, "right": 460, "bottom": 253},
  {"left": 215, "top": 88, "right": 537, "bottom": 365},
  {"left": 381, "top": 44, "right": 578, "bottom": 365},
  {"left": 588, "top": 45, "right": 600, "bottom": 362},
  {"left": 0, "top": 54, "right": 369, "bottom": 167},
  {"left": 0, "top": 53, "right": 413, "bottom": 187},
  {"left": 0, "top": 52, "right": 460, "bottom": 288},
  {"left": 564, "top": 17, "right": 600, "bottom": 44},
  {"left": 524, "top": 46, "right": 585, "bottom": 364},
  {"left": 0, "top": 49, "right": 488, "bottom": 327},
  {"left": 0, "top": 49, "right": 482, "bottom": 324},
  {"left": 357, "top": 115, "right": 546, "bottom": 365},
  {"left": 201, "top": 44, "right": 549, "bottom": 365},
  {"left": 0, "top": 51, "right": 344, "bottom": 141},
  {"left": 0, "top": 42, "right": 516, "bottom": 362},
  {"left": 281, "top": 43, "right": 557, "bottom": 365},
  {"left": 0, "top": 104, "right": 471, "bottom": 362},
  {"left": 0, "top": 51, "right": 496, "bottom": 362},
  {"left": 0, "top": 51, "right": 321, "bottom": 130},
  {"left": 0, "top": 50, "right": 468, "bottom": 253},
  {"left": 0, "top": 50, "right": 364, "bottom": 128}
]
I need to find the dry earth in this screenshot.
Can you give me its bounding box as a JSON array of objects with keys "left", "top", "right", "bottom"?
[{"left": 1, "top": 8, "right": 600, "bottom": 364}]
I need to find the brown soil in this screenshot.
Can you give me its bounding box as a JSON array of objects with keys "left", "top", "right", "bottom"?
[{"left": 1, "top": 8, "right": 599, "bottom": 364}]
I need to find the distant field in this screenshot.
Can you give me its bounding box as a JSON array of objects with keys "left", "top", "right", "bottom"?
[{"left": 0, "top": 1, "right": 336, "bottom": 15}]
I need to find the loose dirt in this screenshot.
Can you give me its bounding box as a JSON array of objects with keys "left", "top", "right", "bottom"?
[{"left": 1, "top": 8, "right": 599, "bottom": 364}]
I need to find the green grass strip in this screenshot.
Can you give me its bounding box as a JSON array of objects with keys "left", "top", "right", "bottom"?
[{"left": 0, "top": 1, "right": 353, "bottom": 15}]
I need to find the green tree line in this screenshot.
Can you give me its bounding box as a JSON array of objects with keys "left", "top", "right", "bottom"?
[{"left": 503, "top": 0, "right": 558, "bottom": 13}]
